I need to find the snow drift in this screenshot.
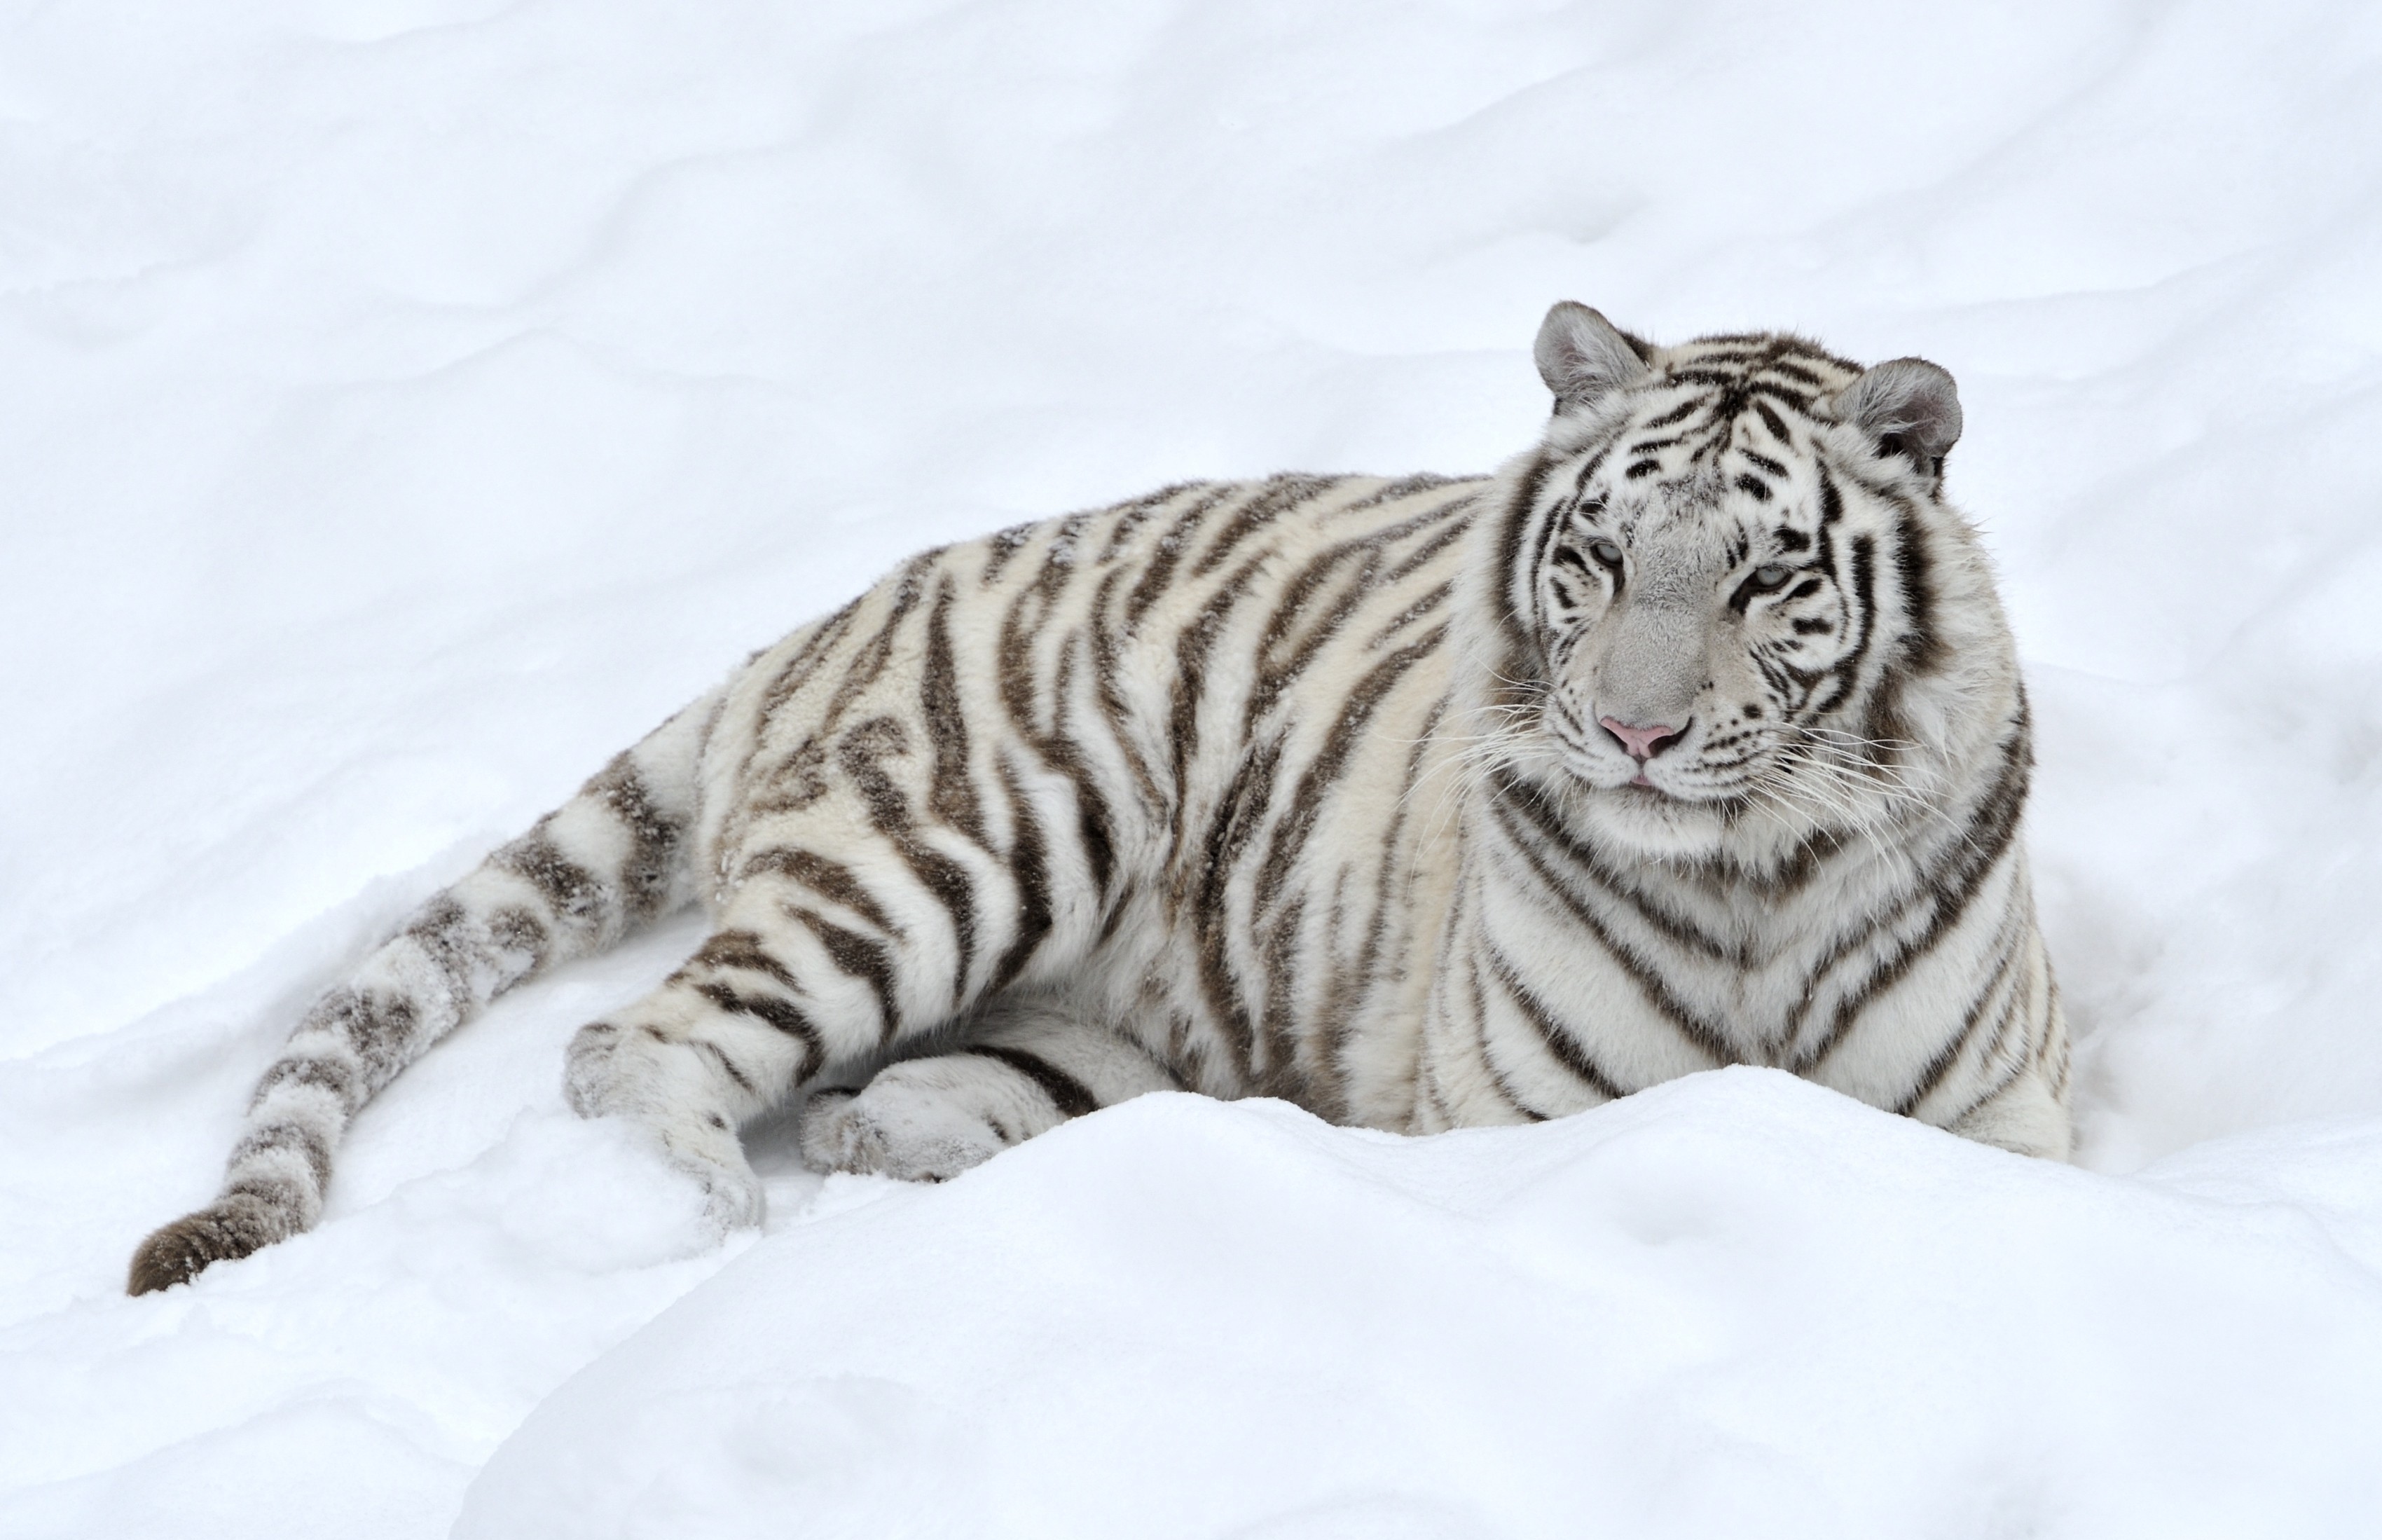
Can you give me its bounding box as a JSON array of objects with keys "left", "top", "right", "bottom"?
[{"left": 455, "top": 1074, "right": 2382, "bottom": 1540}]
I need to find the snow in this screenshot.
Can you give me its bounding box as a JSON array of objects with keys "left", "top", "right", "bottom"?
[
  {"left": 453, "top": 1077, "right": 2382, "bottom": 1539},
  {"left": 2, "top": 0, "right": 2379, "bottom": 1535}
]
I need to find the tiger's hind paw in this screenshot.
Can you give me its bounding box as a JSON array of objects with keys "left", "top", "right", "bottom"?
[{"left": 795, "top": 1071, "right": 1021, "bottom": 1183}]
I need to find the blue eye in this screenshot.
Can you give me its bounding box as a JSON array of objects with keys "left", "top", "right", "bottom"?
[
  {"left": 1589, "top": 539, "right": 1624, "bottom": 567},
  {"left": 1751, "top": 563, "right": 1791, "bottom": 589}
]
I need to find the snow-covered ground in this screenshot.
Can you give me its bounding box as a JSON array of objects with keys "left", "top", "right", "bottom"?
[{"left": 5, "top": 1, "right": 2381, "bottom": 1534}]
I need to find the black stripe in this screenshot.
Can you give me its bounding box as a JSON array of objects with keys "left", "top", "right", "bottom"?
[
  {"left": 1890, "top": 506, "right": 1943, "bottom": 673},
  {"left": 694, "top": 982, "right": 823, "bottom": 1079},
  {"left": 1791, "top": 722, "right": 2032, "bottom": 1071},
  {"left": 1487, "top": 776, "right": 1735, "bottom": 1064},
  {"left": 1492, "top": 772, "right": 1749, "bottom": 966},
  {"left": 1465, "top": 946, "right": 1550, "bottom": 1122},
  {"left": 1494, "top": 449, "right": 1559, "bottom": 658},
  {"left": 987, "top": 759, "right": 1054, "bottom": 994},
  {"left": 969, "top": 1045, "right": 1100, "bottom": 1119},
  {"left": 1893, "top": 917, "right": 2028, "bottom": 1116},
  {"left": 1485, "top": 946, "right": 1626, "bottom": 1100}
]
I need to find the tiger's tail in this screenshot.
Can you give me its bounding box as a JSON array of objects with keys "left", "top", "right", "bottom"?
[{"left": 127, "top": 686, "right": 724, "bottom": 1294}]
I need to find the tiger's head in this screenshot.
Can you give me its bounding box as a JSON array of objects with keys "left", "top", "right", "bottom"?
[{"left": 1482, "top": 302, "right": 2023, "bottom": 864}]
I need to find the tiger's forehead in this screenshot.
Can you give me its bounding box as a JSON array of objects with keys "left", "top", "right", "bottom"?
[{"left": 1567, "top": 333, "right": 1862, "bottom": 534}]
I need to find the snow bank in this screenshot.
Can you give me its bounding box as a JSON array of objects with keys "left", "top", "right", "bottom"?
[
  {"left": 5, "top": 0, "right": 2382, "bottom": 1534},
  {"left": 456, "top": 1074, "right": 2382, "bottom": 1539}
]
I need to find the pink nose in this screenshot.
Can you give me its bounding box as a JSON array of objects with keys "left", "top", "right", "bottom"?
[{"left": 1599, "top": 716, "right": 1683, "bottom": 762}]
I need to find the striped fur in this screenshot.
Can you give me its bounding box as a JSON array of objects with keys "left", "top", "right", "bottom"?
[{"left": 130, "top": 306, "right": 2067, "bottom": 1293}]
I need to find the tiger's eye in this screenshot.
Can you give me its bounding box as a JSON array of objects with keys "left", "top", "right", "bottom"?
[
  {"left": 1590, "top": 539, "right": 1624, "bottom": 566},
  {"left": 1752, "top": 563, "right": 1791, "bottom": 589}
]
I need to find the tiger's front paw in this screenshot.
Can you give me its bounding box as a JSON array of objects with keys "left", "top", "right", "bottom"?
[{"left": 656, "top": 1117, "right": 766, "bottom": 1237}]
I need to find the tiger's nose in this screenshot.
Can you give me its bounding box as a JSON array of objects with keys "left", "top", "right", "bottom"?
[{"left": 1599, "top": 716, "right": 1684, "bottom": 762}]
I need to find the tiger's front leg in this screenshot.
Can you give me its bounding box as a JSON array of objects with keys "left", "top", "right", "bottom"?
[{"left": 798, "top": 996, "right": 1178, "bottom": 1181}]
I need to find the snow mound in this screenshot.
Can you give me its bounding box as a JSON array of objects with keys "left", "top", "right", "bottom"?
[{"left": 457, "top": 1072, "right": 2382, "bottom": 1539}]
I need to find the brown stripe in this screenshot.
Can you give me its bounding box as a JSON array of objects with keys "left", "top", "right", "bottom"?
[
  {"left": 247, "top": 1055, "right": 361, "bottom": 1116},
  {"left": 308, "top": 986, "right": 422, "bottom": 1089},
  {"left": 737, "top": 847, "right": 899, "bottom": 936},
  {"left": 755, "top": 596, "right": 864, "bottom": 720},
  {"left": 696, "top": 1040, "right": 757, "bottom": 1097},
  {"left": 1252, "top": 622, "right": 1449, "bottom": 919},
  {"left": 921, "top": 579, "right": 988, "bottom": 845},
  {"left": 1189, "top": 736, "right": 1286, "bottom": 1079},
  {"left": 1187, "top": 474, "right": 1336, "bottom": 579},
  {"left": 230, "top": 1120, "right": 333, "bottom": 1193},
  {"left": 687, "top": 928, "right": 804, "bottom": 992},
  {"left": 1124, "top": 484, "right": 1236, "bottom": 629},
  {"left": 785, "top": 908, "right": 904, "bottom": 1043},
  {"left": 588, "top": 752, "right": 685, "bottom": 922},
  {"left": 493, "top": 829, "right": 605, "bottom": 935}
]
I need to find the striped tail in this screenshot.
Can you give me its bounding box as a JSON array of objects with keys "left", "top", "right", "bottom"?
[{"left": 128, "top": 689, "right": 722, "bottom": 1294}]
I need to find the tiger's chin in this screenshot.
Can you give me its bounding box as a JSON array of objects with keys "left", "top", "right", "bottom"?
[{"left": 1570, "top": 774, "right": 1741, "bottom": 862}]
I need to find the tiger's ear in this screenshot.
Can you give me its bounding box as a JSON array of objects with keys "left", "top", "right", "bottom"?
[
  {"left": 1534, "top": 302, "right": 1651, "bottom": 415},
  {"left": 1836, "top": 357, "right": 1963, "bottom": 482}
]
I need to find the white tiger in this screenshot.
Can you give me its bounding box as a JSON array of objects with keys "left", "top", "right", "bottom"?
[{"left": 131, "top": 303, "right": 2067, "bottom": 1293}]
